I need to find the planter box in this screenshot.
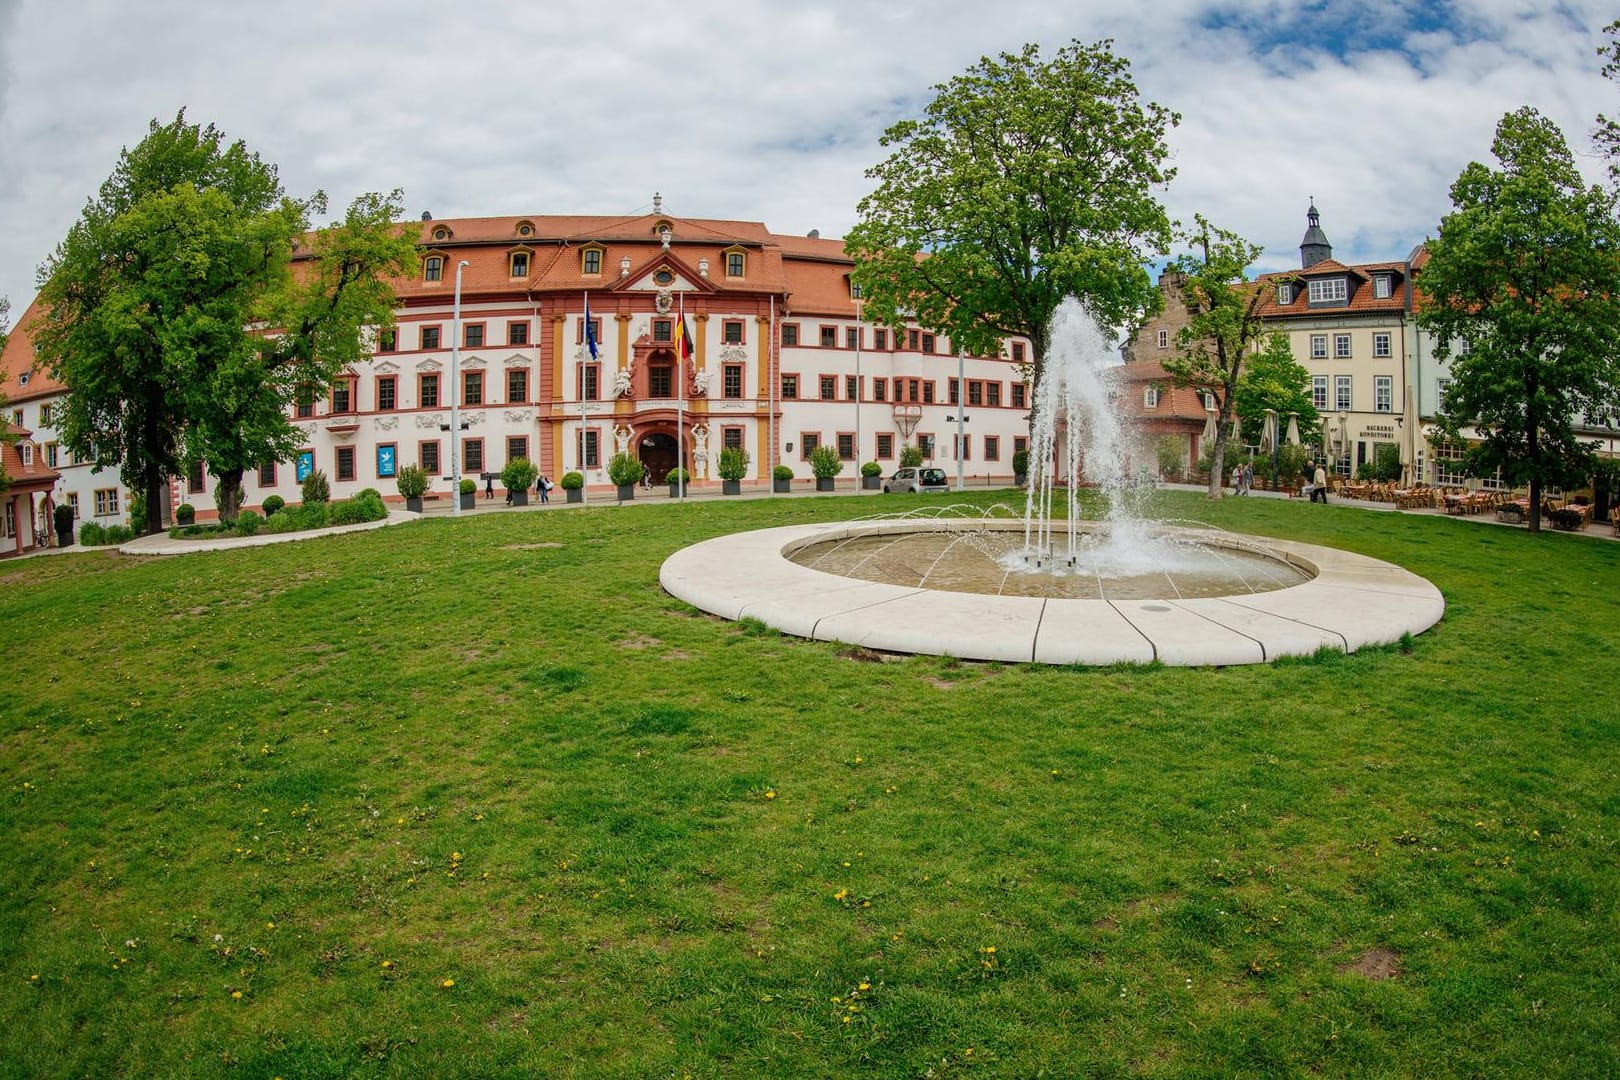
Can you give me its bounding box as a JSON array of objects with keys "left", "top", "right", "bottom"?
[
  {"left": 816, "top": 478, "right": 835, "bottom": 492},
  {"left": 56, "top": 528, "right": 74, "bottom": 547},
  {"left": 616, "top": 484, "right": 635, "bottom": 501},
  {"left": 510, "top": 490, "right": 529, "bottom": 507},
  {"left": 405, "top": 496, "right": 423, "bottom": 513},
  {"left": 773, "top": 479, "right": 791, "bottom": 493},
  {"left": 459, "top": 493, "right": 476, "bottom": 510},
  {"left": 668, "top": 483, "right": 684, "bottom": 499},
  {"left": 862, "top": 476, "right": 881, "bottom": 490},
  {"left": 1014, "top": 474, "right": 1027, "bottom": 487},
  {"left": 722, "top": 479, "right": 741, "bottom": 495},
  {"left": 566, "top": 488, "right": 583, "bottom": 504}
]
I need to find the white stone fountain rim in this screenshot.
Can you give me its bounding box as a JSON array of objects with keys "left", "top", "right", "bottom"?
[{"left": 659, "top": 520, "right": 1445, "bottom": 667}]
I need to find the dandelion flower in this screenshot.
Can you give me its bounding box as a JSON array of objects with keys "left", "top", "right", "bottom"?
[
  {"left": 265, "top": 922, "right": 275, "bottom": 930},
  {"left": 441, "top": 978, "right": 455, "bottom": 988},
  {"left": 231, "top": 990, "right": 243, "bottom": 1000},
  {"left": 381, "top": 961, "right": 394, "bottom": 969},
  {"left": 858, "top": 982, "right": 870, "bottom": 991},
  {"left": 764, "top": 790, "right": 776, "bottom": 800},
  {"left": 833, "top": 889, "right": 848, "bottom": 902}
]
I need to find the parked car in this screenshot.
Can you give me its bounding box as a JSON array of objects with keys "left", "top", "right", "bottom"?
[{"left": 884, "top": 466, "right": 949, "bottom": 494}]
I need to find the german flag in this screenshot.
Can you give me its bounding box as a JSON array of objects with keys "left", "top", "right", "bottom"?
[{"left": 673, "top": 314, "right": 695, "bottom": 361}]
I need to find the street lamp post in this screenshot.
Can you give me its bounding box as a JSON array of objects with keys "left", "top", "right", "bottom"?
[
  {"left": 954, "top": 349, "right": 966, "bottom": 492},
  {"left": 851, "top": 286, "right": 863, "bottom": 490},
  {"left": 450, "top": 260, "right": 469, "bottom": 516}
]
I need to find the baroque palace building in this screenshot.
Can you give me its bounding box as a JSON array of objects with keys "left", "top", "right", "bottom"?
[{"left": 0, "top": 200, "right": 1035, "bottom": 545}]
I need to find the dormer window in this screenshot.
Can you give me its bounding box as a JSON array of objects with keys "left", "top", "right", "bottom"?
[
  {"left": 509, "top": 251, "right": 530, "bottom": 277},
  {"left": 1276, "top": 283, "right": 1292, "bottom": 305},
  {"left": 1144, "top": 386, "right": 1161, "bottom": 409},
  {"left": 432, "top": 226, "right": 451, "bottom": 242},
  {"left": 424, "top": 255, "right": 444, "bottom": 282},
  {"left": 17, "top": 372, "right": 27, "bottom": 387},
  {"left": 1374, "top": 273, "right": 1392, "bottom": 299},
  {"left": 516, "top": 220, "right": 534, "bottom": 237},
  {"left": 723, "top": 247, "right": 747, "bottom": 278},
  {"left": 582, "top": 246, "right": 603, "bottom": 275},
  {"left": 1307, "top": 277, "right": 1347, "bottom": 304}
]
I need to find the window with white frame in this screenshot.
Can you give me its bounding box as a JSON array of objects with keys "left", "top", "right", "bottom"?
[
  {"left": 1308, "top": 277, "right": 1348, "bottom": 303},
  {"left": 1375, "top": 375, "right": 1393, "bottom": 413},
  {"left": 1156, "top": 329, "right": 1168, "bottom": 348},
  {"left": 1276, "top": 282, "right": 1292, "bottom": 305},
  {"left": 1335, "top": 375, "right": 1352, "bottom": 411},
  {"left": 1437, "top": 378, "right": 1452, "bottom": 411},
  {"left": 1374, "top": 274, "right": 1392, "bottom": 299},
  {"left": 1373, "top": 332, "right": 1392, "bottom": 358},
  {"left": 1144, "top": 386, "right": 1160, "bottom": 408},
  {"left": 1312, "top": 376, "right": 1328, "bottom": 409},
  {"left": 1311, "top": 335, "right": 1327, "bottom": 359},
  {"left": 1334, "top": 334, "right": 1351, "bottom": 359}
]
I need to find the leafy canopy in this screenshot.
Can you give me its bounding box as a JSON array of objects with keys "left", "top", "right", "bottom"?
[
  {"left": 33, "top": 112, "right": 413, "bottom": 531},
  {"left": 1419, "top": 107, "right": 1620, "bottom": 531},
  {"left": 1236, "top": 332, "right": 1321, "bottom": 450},
  {"left": 845, "top": 39, "right": 1177, "bottom": 378},
  {"left": 1159, "top": 216, "right": 1268, "bottom": 497}
]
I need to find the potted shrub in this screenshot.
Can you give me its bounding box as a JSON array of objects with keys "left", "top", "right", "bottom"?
[
  {"left": 860, "top": 461, "right": 882, "bottom": 491},
  {"left": 459, "top": 477, "right": 477, "bottom": 510},
  {"left": 561, "top": 470, "right": 585, "bottom": 504},
  {"left": 772, "top": 464, "right": 793, "bottom": 494},
  {"left": 396, "top": 464, "right": 428, "bottom": 512},
  {"left": 718, "top": 446, "right": 749, "bottom": 495},
  {"left": 53, "top": 504, "right": 74, "bottom": 547},
  {"left": 809, "top": 445, "right": 844, "bottom": 492},
  {"left": 176, "top": 502, "right": 196, "bottom": 526},
  {"left": 1012, "top": 448, "right": 1029, "bottom": 487},
  {"left": 899, "top": 444, "right": 924, "bottom": 468},
  {"left": 665, "top": 466, "right": 689, "bottom": 498},
  {"left": 608, "top": 451, "right": 642, "bottom": 500},
  {"left": 501, "top": 457, "right": 538, "bottom": 506}
]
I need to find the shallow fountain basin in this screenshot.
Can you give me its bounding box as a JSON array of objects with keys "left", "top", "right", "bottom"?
[{"left": 660, "top": 520, "right": 1445, "bottom": 667}]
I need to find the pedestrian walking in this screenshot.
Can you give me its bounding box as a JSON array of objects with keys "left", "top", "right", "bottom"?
[
  {"left": 538, "top": 475, "right": 552, "bottom": 504},
  {"left": 1242, "top": 463, "right": 1253, "bottom": 495},
  {"left": 1312, "top": 464, "right": 1329, "bottom": 503},
  {"left": 484, "top": 473, "right": 495, "bottom": 500}
]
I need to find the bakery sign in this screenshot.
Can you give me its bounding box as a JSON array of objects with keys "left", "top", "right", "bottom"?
[{"left": 1362, "top": 424, "right": 1397, "bottom": 438}]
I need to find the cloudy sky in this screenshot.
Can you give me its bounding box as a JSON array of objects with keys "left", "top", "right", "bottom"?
[{"left": 0, "top": 0, "right": 1613, "bottom": 318}]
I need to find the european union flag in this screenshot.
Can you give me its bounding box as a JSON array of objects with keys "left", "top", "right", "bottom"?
[{"left": 584, "top": 297, "right": 599, "bottom": 361}]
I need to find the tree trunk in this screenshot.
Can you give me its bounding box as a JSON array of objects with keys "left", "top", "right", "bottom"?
[
  {"left": 143, "top": 474, "right": 165, "bottom": 535},
  {"left": 216, "top": 468, "right": 246, "bottom": 525}
]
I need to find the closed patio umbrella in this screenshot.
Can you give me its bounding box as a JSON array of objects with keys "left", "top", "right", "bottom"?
[
  {"left": 1285, "top": 412, "right": 1301, "bottom": 447},
  {"left": 1201, "top": 406, "right": 1217, "bottom": 444},
  {"left": 1399, "top": 385, "right": 1419, "bottom": 485},
  {"left": 1260, "top": 408, "right": 1277, "bottom": 454}
]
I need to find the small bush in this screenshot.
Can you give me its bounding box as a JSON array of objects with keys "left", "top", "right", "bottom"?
[
  {"left": 103, "top": 525, "right": 135, "bottom": 545},
  {"left": 1012, "top": 448, "right": 1030, "bottom": 477},
  {"left": 607, "top": 452, "right": 643, "bottom": 487},
  {"left": 665, "top": 467, "right": 689, "bottom": 486},
  {"left": 264, "top": 510, "right": 298, "bottom": 534},
  {"left": 176, "top": 503, "right": 196, "bottom": 525},
  {"left": 294, "top": 503, "right": 329, "bottom": 530},
  {"left": 353, "top": 490, "right": 387, "bottom": 519},
  {"left": 718, "top": 446, "right": 750, "bottom": 481},
  {"left": 328, "top": 500, "right": 368, "bottom": 526},
  {"left": 501, "top": 457, "right": 539, "bottom": 492},
  {"left": 560, "top": 471, "right": 584, "bottom": 490},
  {"left": 459, "top": 478, "right": 477, "bottom": 496},
  {"left": 861, "top": 461, "right": 882, "bottom": 478},
  {"left": 899, "top": 444, "right": 924, "bottom": 468},
  {"left": 773, "top": 464, "right": 794, "bottom": 481},
  {"left": 396, "top": 465, "right": 428, "bottom": 500},
  {"left": 233, "top": 510, "right": 262, "bottom": 537},
  {"left": 261, "top": 495, "right": 285, "bottom": 516},
  {"left": 808, "top": 445, "right": 844, "bottom": 480},
  {"left": 302, "top": 469, "right": 331, "bottom": 504},
  {"left": 79, "top": 522, "right": 107, "bottom": 546}
]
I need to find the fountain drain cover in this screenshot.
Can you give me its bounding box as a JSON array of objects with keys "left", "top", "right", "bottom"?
[{"left": 1141, "top": 604, "right": 1172, "bottom": 612}]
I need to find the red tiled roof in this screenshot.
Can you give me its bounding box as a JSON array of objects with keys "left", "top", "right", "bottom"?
[
  {"left": 1254, "top": 260, "right": 1410, "bottom": 319},
  {"left": 0, "top": 298, "right": 66, "bottom": 403},
  {"left": 2, "top": 421, "right": 62, "bottom": 489}
]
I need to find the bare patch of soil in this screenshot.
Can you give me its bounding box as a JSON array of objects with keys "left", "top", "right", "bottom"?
[
  {"left": 618, "top": 634, "right": 662, "bottom": 650},
  {"left": 503, "top": 542, "right": 565, "bottom": 550},
  {"left": 838, "top": 646, "right": 892, "bottom": 663},
  {"left": 1339, "top": 947, "right": 1401, "bottom": 980}
]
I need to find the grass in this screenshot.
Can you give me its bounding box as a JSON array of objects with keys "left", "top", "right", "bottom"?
[{"left": 1, "top": 490, "right": 1617, "bottom": 1078}]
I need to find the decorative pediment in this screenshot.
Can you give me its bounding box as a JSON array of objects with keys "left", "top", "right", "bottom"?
[
  {"left": 610, "top": 251, "right": 718, "bottom": 296},
  {"left": 418, "top": 359, "right": 444, "bottom": 373},
  {"left": 374, "top": 360, "right": 401, "bottom": 375},
  {"left": 462, "top": 355, "right": 487, "bottom": 369},
  {"left": 502, "top": 354, "right": 530, "bottom": 367}
]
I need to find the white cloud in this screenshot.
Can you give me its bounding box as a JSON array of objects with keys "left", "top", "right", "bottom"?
[{"left": 0, "top": 0, "right": 1612, "bottom": 313}]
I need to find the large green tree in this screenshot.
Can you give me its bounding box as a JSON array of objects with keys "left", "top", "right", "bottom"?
[
  {"left": 33, "top": 113, "right": 413, "bottom": 532},
  {"left": 1158, "top": 217, "right": 1269, "bottom": 498},
  {"left": 844, "top": 39, "right": 1177, "bottom": 389},
  {"left": 1597, "top": 20, "right": 1620, "bottom": 184},
  {"left": 1235, "top": 331, "right": 1321, "bottom": 474},
  {"left": 1419, "top": 107, "right": 1620, "bottom": 533}
]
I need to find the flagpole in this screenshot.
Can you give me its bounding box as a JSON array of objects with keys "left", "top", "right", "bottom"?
[
  {"left": 580, "top": 292, "right": 590, "bottom": 507},
  {"left": 678, "top": 292, "right": 686, "bottom": 500}
]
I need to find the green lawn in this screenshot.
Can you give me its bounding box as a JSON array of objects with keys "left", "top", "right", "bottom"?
[{"left": 2, "top": 492, "right": 1617, "bottom": 1078}]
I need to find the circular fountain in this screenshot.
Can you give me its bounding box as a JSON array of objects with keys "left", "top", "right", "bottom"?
[{"left": 660, "top": 300, "right": 1443, "bottom": 666}]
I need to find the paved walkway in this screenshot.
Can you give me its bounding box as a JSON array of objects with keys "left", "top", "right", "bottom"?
[{"left": 5, "top": 478, "right": 1612, "bottom": 562}]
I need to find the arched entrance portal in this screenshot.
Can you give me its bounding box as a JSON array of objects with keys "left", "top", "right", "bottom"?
[{"left": 639, "top": 432, "right": 679, "bottom": 484}]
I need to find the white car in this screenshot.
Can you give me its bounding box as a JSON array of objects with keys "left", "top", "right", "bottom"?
[{"left": 884, "top": 466, "right": 949, "bottom": 494}]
